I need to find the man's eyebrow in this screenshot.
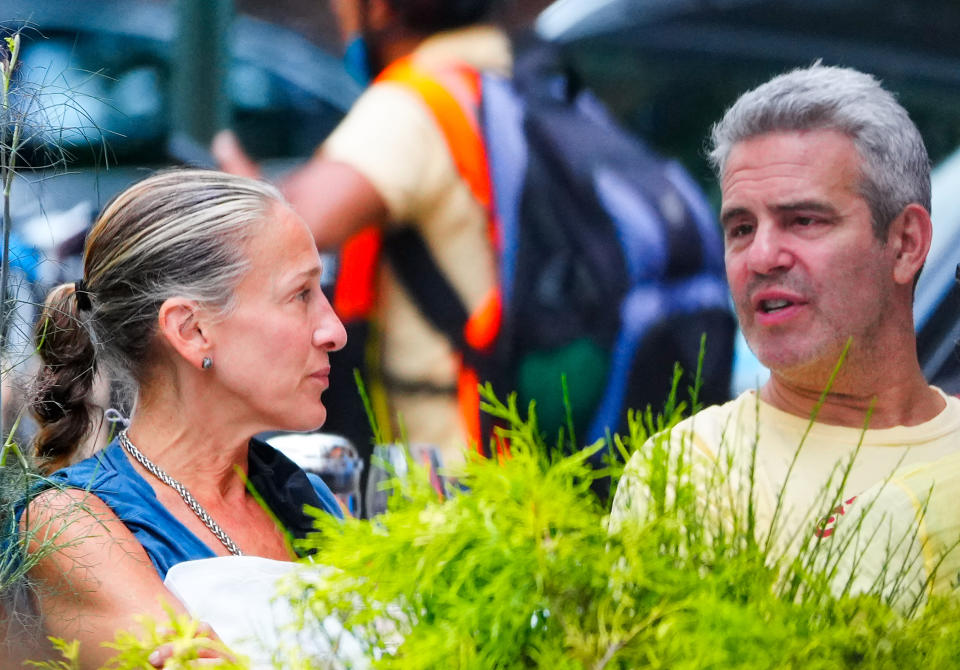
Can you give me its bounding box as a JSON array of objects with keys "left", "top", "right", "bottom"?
[
  {"left": 720, "top": 207, "right": 751, "bottom": 227},
  {"left": 720, "top": 201, "right": 839, "bottom": 226},
  {"left": 772, "top": 200, "right": 839, "bottom": 216}
]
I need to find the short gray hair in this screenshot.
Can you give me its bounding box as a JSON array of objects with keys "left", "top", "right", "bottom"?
[{"left": 708, "top": 64, "right": 930, "bottom": 238}]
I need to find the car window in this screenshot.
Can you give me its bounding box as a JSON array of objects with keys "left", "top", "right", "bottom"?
[{"left": 11, "top": 25, "right": 347, "bottom": 168}]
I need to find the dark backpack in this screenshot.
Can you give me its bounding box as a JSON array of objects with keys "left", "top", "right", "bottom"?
[{"left": 328, "top": 38, "right": 735, "bottom": 459}]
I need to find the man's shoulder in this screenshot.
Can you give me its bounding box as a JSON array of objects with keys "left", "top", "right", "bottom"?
[
  {"left": 411, "top": 25, "right": 512, "bottom": 74},
  {"left": 873, "top": 446, "right": 960, "bottom": 500},
  {"left": 681, "top": 391, "right": 756, "bottom": 425},
  {"left": 933, "top": 385, "right": 960, "bottom": 419},
  {"left": 665, "top": 391, "right": 760, "bottom": 456}
]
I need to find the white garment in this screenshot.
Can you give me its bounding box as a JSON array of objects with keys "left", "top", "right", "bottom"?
[{"left": 164, "top": 556, "right": 366, "bottom": 669}]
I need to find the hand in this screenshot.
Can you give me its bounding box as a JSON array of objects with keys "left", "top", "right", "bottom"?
[
  {"left": 147, "top": 622, "right": 238, "bottom": 668},
  {"left": 211, "top": 130, "right": 262, "bottom": 179}
]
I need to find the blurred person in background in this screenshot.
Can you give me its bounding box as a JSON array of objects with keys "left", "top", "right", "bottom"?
[
  {"left": 17, "top": 169, "right": 346, "bottom": 667},
  {"left": 611, "top": 64, "right": 960, "bottom": 607},
  {"left": 214, "top": 0, "right": 516, "bottom": 466}
]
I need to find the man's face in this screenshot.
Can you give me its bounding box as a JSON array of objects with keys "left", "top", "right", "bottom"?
[{"left": 720, "top": 129, "right": 899, "bottom": 382}]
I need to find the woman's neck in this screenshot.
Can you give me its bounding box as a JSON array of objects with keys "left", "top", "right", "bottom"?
[{"left": 125, "top": 385, "right": 255, "bottom": 500}]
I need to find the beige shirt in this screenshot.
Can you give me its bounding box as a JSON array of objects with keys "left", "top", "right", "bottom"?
[
  {"left": 828, "top": 448, "right": 960, "bottom": 612},
  {"left": 611, "top": 388, "right": 960, "bottom": 572},
  {"left": 322, "top": 27, "right": 511, "bottom": 459}
]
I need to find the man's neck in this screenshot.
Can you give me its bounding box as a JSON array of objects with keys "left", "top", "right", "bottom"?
[{"left": 760, "top": 369, "right": 944, "bottom": 429}]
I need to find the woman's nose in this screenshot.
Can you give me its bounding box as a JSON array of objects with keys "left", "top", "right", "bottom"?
[{"left": 313, "top": 297, "right": 348, "bottom": 352}]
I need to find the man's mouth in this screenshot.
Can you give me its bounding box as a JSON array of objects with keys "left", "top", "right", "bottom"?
[{"left": 759, "top": 298, "right": 793, "bottom": 313}]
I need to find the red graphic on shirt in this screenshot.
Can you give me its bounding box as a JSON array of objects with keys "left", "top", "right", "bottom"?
[{"left": 814, "top": 496, "right": 858, "bottom": 538}]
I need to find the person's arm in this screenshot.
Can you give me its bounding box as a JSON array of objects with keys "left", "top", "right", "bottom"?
[
  {"left": 22, "top": 489, "right": 212, "bottom": 667},
  {"left": 280, "top": 155, "right": 389, "bottom": 250},
  {"left": 212, "top": 130, "right": 388, "bottom": 251}
]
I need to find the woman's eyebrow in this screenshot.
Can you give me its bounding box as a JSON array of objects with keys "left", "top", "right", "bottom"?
[{"left": 285, "top": 266, "right": 323, "bottom": 282}]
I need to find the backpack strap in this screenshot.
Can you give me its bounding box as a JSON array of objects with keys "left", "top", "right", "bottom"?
[
  {"left": 337, "top": 56, "right": 504, "bottom": 454},
  {"left": 334, "top": 57, "right": 491, "bottom": 323},
  {"left": 332, "top": 226, "right": 382, "bottom": 321},
  {"left": 378, "top": 57, "right": 493, "bottom": 213},
  {"left": 377, "top": 56, "right": 503, "bottom": 352}
]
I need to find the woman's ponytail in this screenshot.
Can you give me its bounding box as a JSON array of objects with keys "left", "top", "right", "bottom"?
[{"left": 30, "top": 283, "right": 97, "bottom": 474}]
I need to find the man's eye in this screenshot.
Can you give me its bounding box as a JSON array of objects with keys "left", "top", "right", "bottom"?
[
  {"left": 297, "top": 288, "right": 311, "bottom": 301},
  {"left": 727, "top": 223, "right": 754, "bottom": 239},
  {"left": 794, "top": 216, "right": 815, "bottom": 226}
]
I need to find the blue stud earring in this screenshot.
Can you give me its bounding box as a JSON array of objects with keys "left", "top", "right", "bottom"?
[{"left": 202, "top": 357, "right": 213, "bottom": 370}]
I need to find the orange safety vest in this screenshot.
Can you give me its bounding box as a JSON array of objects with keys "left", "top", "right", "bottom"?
[{"left": 332, "top": 56, "right": 504, "bottom": 454}]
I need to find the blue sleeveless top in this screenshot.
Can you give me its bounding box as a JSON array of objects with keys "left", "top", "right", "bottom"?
[{"left": 29, "top": 438, "right": 342, "bottom": 579}]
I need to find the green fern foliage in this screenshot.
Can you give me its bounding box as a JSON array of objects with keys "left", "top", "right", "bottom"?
[{"left": 283, "top": 380, "right": 960, "bottom": 669}]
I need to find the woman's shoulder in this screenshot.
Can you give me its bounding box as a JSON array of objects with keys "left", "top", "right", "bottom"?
[
  {"left": 50, "top": 440, "right": 126, "bottom": 481},
  {"left": 48, "top": 441, "right": 129, "bottom": 489},
  {"left": 15, "top": 441, "right": 136, "bottom": 527}
]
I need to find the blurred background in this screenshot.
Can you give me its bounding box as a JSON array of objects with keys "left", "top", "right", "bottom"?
[{"left": 4, "top": 0, "right": 960, "bottom": 441}]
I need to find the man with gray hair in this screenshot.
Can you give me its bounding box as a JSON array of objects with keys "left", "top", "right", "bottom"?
[{"left": 612, "top": 64, "right": 960, "bottom": 608}]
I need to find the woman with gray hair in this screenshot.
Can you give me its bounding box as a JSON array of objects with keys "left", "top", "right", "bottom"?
[{"left": 19, "top": 169, "right": 347, "bottom": 666}]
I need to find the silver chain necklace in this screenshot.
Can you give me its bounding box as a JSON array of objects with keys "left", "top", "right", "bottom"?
[{"left": 118, "top": 429, "right": 243, "bottom": 556}]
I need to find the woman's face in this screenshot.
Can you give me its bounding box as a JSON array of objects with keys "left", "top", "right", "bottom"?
[{"left": 204, "top": 204, "right": 347, "bottom": 433}]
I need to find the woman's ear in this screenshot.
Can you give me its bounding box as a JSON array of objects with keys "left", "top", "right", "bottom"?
[
  {"left": 889, "top": 203, "right": 932, "bottom": 286},
  {"left": 157, "top": 298, "right": 210, "bottom": 371}
]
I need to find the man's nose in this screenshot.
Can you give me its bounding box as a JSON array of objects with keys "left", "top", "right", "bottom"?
[{"left": 746, "top": 223, "right": 793, "bottom": 275}]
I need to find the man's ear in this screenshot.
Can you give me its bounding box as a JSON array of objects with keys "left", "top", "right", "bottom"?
[
  {"left": 888, "top": 203, "right": 932, "bottom": 286},
  {"left": 157, "top": 297, "right": 210, "bottom": 371}
]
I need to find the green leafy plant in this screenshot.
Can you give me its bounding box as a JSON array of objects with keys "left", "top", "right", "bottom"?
[
  {"left": 26, "top": 609, "right": 249, "bottom": 670},
  {"left": 1, "top": 16, "right": 113, "bottom": 587},
  {"left": 1, "top": 30, "right": 24, "bottom": 440},
  {"left": 25, "top": 637, "right": 81, "bottom": 669},
  {"left": 25, "top": 347, "right": 960, "bottom": 668},
  {"left": 1, "top": 20, "right": 113, "bottom": 439},
  {"left": 100, "top": 610, "right": 248, "bottom": 670},
  {"left": 274, "top": 370, "right": 960, "bottom": 669}
]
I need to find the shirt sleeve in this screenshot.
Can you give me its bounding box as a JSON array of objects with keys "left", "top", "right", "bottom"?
[
  {"left": 824, "top": 480, "right": 927, "bottom": 613},
  {"left": 321, "top": 82, "right": 458, "bottom": 226}
]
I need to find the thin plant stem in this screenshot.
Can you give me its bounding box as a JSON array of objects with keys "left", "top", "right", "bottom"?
[{"left": 1, "top": 33, "right": 24, "bottom": 439}]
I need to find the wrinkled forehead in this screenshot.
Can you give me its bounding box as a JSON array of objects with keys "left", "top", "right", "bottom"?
[{"left": 721, "top": 130, "right": 864, "bottom": 198}]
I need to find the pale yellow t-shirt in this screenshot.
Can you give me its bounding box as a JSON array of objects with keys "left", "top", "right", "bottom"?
[
  {"left": 827, "top": 449, "right": 960, "bottom": 612},
  {"left": 321, "top": 27, "right": 511, "bottom": 460},
  {"left": 611, "top": 388, "right": 960, "bottom": 573}
]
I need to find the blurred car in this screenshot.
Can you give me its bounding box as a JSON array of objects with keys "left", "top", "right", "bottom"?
[
  {"left": 539, "top": 0, "right": 960, "bottom": 393},
  {"left": 262, "top": 431, "right": 364, "bottom": 516},
  {"left": 1, "top": 0, "right": 359, "bottom": 443},
  {"left": 5, "top": 0, "right": 359, "bottom": 250}
]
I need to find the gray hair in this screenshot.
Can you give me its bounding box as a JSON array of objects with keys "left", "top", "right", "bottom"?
[
  {"left": 31, "top": 169, "right": 284, "bottom": 472},
  {"left": 708, "top": 64, "right": 930, "bottom": 238}
]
